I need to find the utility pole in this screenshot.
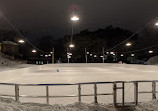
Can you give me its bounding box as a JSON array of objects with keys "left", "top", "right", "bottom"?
[
  {"left": 102, "top": 47, "right": 104, "bottom": 63},
  {"left": 67, "top": 48, "right": 69, "bottom": 63},
  {"left": 85, "top": 48, "right": 87, "bottom": 63},
  {"left": 52, "top": 48, "right": 54, "bottom": 64}
]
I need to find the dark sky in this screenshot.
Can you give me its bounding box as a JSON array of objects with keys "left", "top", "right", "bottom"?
[{"left": 0, "top": 0, "right": 158, "bottom": 39}]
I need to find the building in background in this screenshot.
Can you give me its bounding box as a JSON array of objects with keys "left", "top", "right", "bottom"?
[{"left": 0, "top": 41, "right": 19, "bottom": 56}]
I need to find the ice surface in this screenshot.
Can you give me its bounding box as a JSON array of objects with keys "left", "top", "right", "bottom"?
[{"left": 0, "top": 63, "right": 158, "bottom": 84}]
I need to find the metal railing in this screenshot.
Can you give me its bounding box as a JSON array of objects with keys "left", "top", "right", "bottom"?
[{"left": 0, "top": 80, "right": 158, "bottom": 107}]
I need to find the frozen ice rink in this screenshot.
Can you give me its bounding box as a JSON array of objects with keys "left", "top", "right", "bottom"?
[
  {"left": 0, "top": 63, "right": 158, "bottom": 105},
  {"left": 0, "top": 63, "right": 158, "bottom": 84}
]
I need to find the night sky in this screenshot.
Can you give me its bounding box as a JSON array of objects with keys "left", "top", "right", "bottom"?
[{"left": 0, "top": 0, "right": 158, "bottom": 39}]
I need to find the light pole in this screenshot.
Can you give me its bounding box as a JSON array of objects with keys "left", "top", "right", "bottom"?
[
  {"left": 69, "top": 16, "right": 79, "bottom": 48},
  {"left": 155, "top": 22, "right": 158, "bottom": 26}
]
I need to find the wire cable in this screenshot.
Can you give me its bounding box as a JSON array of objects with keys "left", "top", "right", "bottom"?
[
  {"left": 0, "top": 12, "right": 48, "bottom": 54},
  {"left": 105, "top": 17, "right": 157, "bottom": 52}
]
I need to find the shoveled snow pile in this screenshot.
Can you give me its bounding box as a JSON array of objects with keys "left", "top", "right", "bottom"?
[
  {"left": 147, "top": 56, "right": 158, "bottom": 65},
  {"left": 0, "top": 52, "right": 25, "bottom": 66},
  {"left": 136, "top": 99, "right": 158, "bottom": 111},
  {"left": 0, "top": 97, "right": 115, "bottom": 111},
  {"left": 0, "top": 52, "right": 30, "bottom": 72}
]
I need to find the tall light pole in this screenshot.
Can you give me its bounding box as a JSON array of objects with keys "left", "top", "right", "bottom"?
[{"left": 69, "top": 16, "right": 79, "bottom": 48}]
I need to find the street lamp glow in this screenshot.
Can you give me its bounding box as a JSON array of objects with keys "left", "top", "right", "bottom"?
[
  {"left": 149, "top": 50, "right": 153, "bottom": 53},
  {"left": 71, "top": 16, "right": 79, "bottom": 21},
  {"left": 69, "top": 44, "right": 75, "bottom": 48},
  {"left": 18, "top": 39, "right": 25, "bottom": 43},
  {"left": 126, "top": 42, "right": 132, "bottom": 46},
  {"left": 110, "top": 52, "right": 114, "bottom": 54},
  {"left": 131, "top": 54, "right": 135, "bottom": 57},
  {"left": 120, "top": 54, "right": 124, "bottom": 57},
  {"left": 32, "top": 49, "right": 36, "bottom": 53},
  {"left": 94, "top": 55, "right": 97, "bottom": 58},
  {"left": 155, "top": 22, "right": 158, "bottom": 26}
]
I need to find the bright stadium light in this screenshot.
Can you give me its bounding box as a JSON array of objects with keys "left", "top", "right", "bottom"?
[
  {"left": 69, "top": 44, "right": 75, "bottom": 48},
  {"left": 126, "top": 42, "right": 132, "bottom": 46},
  {"left": 155, "top": 22, "right": 158, "bottom": 26},
  {"left": 18, "top": 39, "right": 25, "bottom": 43},
  {"left": 149, "top": 50, "right": 153, "bottom": 54},
  {"left": 71, "top": 16, "right": 79, "bottom": 21},
  {"left": 32, "top": 49, "right": 36, "bottom": 53}
]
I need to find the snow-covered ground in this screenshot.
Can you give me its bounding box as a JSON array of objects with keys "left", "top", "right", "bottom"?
[
  {"left": 1, "top": 96, "right": 158, "bottom": 111},
  {"left": 0, "top": 52, "right": 32, "bottom": 72}
]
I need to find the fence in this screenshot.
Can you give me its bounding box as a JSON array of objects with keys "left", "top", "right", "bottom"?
[{"left": 0, "top": 80, "right": 157, "bottom": 107}]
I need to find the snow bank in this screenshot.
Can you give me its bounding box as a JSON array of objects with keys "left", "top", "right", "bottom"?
[
  {"left": 0, "top": 97, "right": 115, "bottom": 111},
  {"left": 0, "top": 52, "right": 24, "bottom": 66},
  {"left": 0, "top": 52, "right": 31, "bottom": 72},
  {"left": 147, "top": 56, "right": 158, "bottom": 65},
  {"left": 136, "top": 99, "right": 158, "bottom": 111}
]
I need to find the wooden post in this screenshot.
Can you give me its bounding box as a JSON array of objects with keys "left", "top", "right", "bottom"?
[
  {"left": 94, "top": 84, "right": 98, "bottom": 104},
  {"left": 122, "top": 82, "right": 125, "bottom": 106},
  {"left": 78, "top": 84, "right": 81, "bottom": 102},
  {"left": 152, "top": 82, "right": 156, "bottom": 99},
  {"left": 134, "top": 82, "right": 138, "bottom": 105},
  {"left": 46, "top": 86, "right": 49, "bottom": 104},
  {"left": 15, "top": 84, "right": 19, "bottom": 101},
  {"left": 113, "top": 82, "right": 117, "bottom": 107},
  {"left": 52, "top": 48, "right": 54, "bottom": 64}
]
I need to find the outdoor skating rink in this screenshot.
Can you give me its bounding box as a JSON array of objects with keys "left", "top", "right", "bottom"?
[{"left": 0, "top": 63, "right": 158, "bottom": 105}]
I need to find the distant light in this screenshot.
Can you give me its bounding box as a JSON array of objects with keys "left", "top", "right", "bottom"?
[
  {"left": 90, "top": 54, "right": 92, "bottom": 56},
  {"left": 67, "top": 55, "right": 71, "bottom": 58},
  {"left": 120, "top": 54, "right": 124, "bottom": 57},
  {"left": 126, "top": 42, "right": 132, "bottom": 46},
  {"left": 69, "top": 53, "right": 72, "bottom": 56},
  {"left": 94, "top": 55, "right": 97, "bottom": 58},
  {"left": 69, "top": 44, "right": 75, "bottom": 48},
  {"left": 113, "top": 54, "right": 115, "bottom": 56},
  {"left": 71, "top": 16, "right": 79, "bottom": 21},
  {"left": 131, "top": 54, "right": 135, "bottom": 57},
  {"left": 32, "top": 49, "right": 36, "bottom": 53},
  {"left": 110, "top": 52, "right": 114, "bottom": 54},
  {"left": 18, "top": 40, "right": 25, "bottom": 43},
  {"left": 149, "top": 50, "right": 154, "bottom": 54},
  {"left": 50, "top": 52, "right": 53, "bottom": 54},
  {"left": 106, "top": 52, "right": 109, "bottom": 54},
  {"left": 87, "top": 52, "right": 89, "bottom": 54},
  {"left": 45, "top": 55, "right": 48, "bottom": 57},
  {"left": 100, "top": 56, "right": 103, "bottom": 58},
  {"left": 40, "top": 55, "right": 43, "bottom": 56},
  {"left": 48, "top": 54, "right": 51, "bottom": 56},
  {"left": 155, "top": 22, "right": 158, "bottom": 26}
]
